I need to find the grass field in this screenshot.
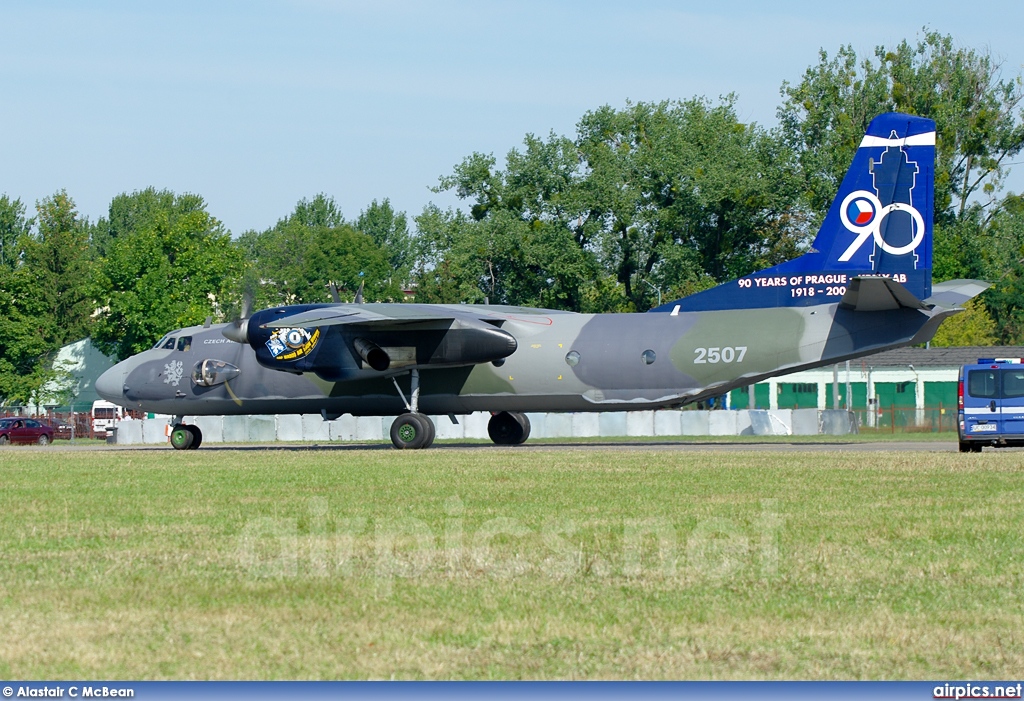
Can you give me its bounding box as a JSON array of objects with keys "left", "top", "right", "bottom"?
[{"left": 1, "top": 445, "right": 1023, "bottom": 679}]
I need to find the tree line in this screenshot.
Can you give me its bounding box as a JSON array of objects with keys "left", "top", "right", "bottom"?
[{"left": 1, "top": 31, "right": 1023, "bottom": 406}]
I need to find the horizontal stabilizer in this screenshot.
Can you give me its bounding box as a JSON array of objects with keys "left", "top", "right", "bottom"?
[
  {"left": 925, "top": 279, "right": 991, "bottom": 307},
  {"left": 839, "top": 276, "right": 929, "bottom": 312}
]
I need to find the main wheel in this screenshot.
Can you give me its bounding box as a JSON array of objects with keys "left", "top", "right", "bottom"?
[
  {"left": 488, "top": 411, "right": 531, "bottom": 445},
  {"left": 420, "top": 415, "right": 436, "bottom": 448},
  {"left": 37, "top": 434, "right": 50, "bottom": 446},
  {"left": 186, "top": 425, "right": 203, "bottom": 450},
  {"left": 390, "top": 413, "right": 431, "bottom": 449},
  {"left": 170, "top": 424, "right": 194, "bottom": 451}
]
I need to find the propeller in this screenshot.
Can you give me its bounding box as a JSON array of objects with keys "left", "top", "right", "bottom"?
[
  {"left": 222, "top": 287, "right": 254, "bottom": 344},
  {"left": 327, "top": 281, "right": 342, "bottom": 303}
]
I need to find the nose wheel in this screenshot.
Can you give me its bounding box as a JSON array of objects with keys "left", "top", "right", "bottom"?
[{"left": 170, "top": 423, "right": 203, "bottom": 450}]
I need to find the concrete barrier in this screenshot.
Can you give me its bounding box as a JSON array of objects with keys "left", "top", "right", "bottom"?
[
  {"left": 708, "top": 411, "right": 737, "bottom": 436},
  {"left": 791, "top": 409, "right": 820, "bottom": 435},
  {"left": 354, "top": 416, "right": 385, "bottom": 442},
  {"left": 544, "top": 413, "right": 574, "bottom": 438},
  {"left": 572, "top": 412, "right": 601, "bottom": 438},
  {"left": 431, "top": 414, "right": 464, "bottom": 440},
  {"left": 820, "top": 409, "right": 859, "bottom": 435},
  {"left": 276, "top": 414, "right": 303, "bottom": 442},
  {"left": 115, "top": 408, "right": 858, "bottom": 445},
  {"left": 680, "top": 411, "right": 710, "bottom": 435},
  {"left": 598, "top": 412, "right": 627, "bottom": 437},
  {"left": 222, "top": 415, "right": 249, "bottom": 443},
  {"left": 654, "top": 410, "right": 682, "bottom": 436},
  {"left": 189, "top": 415, "right": 224, "bottom": 443},
  {"left": 301, "top": 414, "right": 332, "bottom": 442},
  {"left": 142, "top": 419, "right": 167, "bottom": 444},
  {"left": 463, "top": 412, "right": 490, "bottom": 440},
  {"left": 626, "top": 411, "right": 654, "bottom": 436},
  {"left": 116, "top": 418, "right": 143, "bottom": 444}
]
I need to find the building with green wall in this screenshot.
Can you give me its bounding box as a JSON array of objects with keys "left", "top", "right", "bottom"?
[{"left": 726, "top": 346, "right": 1024, "bottom": 427}]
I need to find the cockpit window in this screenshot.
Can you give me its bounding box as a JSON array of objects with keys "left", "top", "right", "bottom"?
[
  {"left": 177, "top": 336, "right": 192, "bottom": 352},
  {"left": 153, "top": 335, "right": 168, "bottom": 349},
  {"left": 162, "top": 337, "right": 177, "bottom": 350}
]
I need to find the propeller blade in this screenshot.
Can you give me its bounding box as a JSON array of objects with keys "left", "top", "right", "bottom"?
[
  {"left": 223, "top": 288, "right": 255, "bottom": 343},
  {"left": 327, "top": 281, "right": 342, "bottom": 303}
]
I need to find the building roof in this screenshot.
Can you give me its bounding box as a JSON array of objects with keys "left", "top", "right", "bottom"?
[{"left": 853, "top": 346, "right": 1024, "bottom": 369}]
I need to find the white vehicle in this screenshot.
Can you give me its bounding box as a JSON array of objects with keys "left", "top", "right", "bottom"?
[{"left": 91, "top": 400, "right": 123, "bottom": 438}]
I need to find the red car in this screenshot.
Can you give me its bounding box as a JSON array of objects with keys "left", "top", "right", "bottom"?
[{"left": 0, "top": 418, "right": 54, "bottom": 445}]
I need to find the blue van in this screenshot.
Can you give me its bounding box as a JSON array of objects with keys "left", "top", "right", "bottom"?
[{"left": 958, "top": 358, "right": 1024, "bottom": 452}]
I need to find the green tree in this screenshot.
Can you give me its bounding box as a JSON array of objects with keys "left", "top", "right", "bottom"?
[
  {"left": 24, "top": 191, "right": 95, "bottom": 346},
  {"left": 979, "top": 195, "right": 1024, "bottom": 343},
  {"left": 930, "top": 297, "right": 998, "bottom": 346},
  {"left": 240, "top": 195, "right": 400, "bottom": 308},
  {"left": 778, "top": 31, "right": 1024, "bottom": 227},
  {"left": 356, "top": 199, "right": 413, "bottom": 283},
  {"left": 0, "top": 191, "right": 93, "bottom": 404},
  {"left": 92, "top": 191, "right": 242, "bottom": 360},
  {"left": 0, "top": 195, "right": 33, "bottom": 270},
  {"left": 425, "top": 98, "right": 801, "bottom": 311},
  {"left": 778, "top": 31, "right": 1024, "bottom": 341}
]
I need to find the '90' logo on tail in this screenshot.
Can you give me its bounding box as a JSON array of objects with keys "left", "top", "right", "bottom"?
[{"left": 837, "top": 189, "right": 925, "bottom": 262}]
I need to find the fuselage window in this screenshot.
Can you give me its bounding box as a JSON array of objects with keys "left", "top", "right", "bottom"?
[
  {"left": 565, "top": 350, "right": 581, "bottom": 367},
  {"left": 177, "top": 336, "right": 192, "bottom": 352},
  {"left": 162, "top": 337, "right": 177, "bottom": 350},
  {"left": 641, "top": 349, "right": 656, "bottom": 365}
]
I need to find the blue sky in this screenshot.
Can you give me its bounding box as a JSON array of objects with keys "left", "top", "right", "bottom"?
[{"left": 2, "top": 1, "right": 1023, "bottom": 235}]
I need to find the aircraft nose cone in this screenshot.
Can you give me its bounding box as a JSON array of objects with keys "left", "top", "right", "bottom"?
[{"left": 95, "top": 365, "right": 125, "bottom": 402}]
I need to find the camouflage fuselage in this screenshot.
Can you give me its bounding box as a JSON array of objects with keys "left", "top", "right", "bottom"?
[{"left": 100, "top": 302, "right": 950, "bottom": 417}]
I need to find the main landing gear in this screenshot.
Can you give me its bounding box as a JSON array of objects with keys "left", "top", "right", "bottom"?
[
  {"left": 389, "top": 368, "right": 435, "bottom": 450},
  {"left": 488, "top": 411, "right": 531, "bottom": 445},
  {"left": 170, "top": 419, "right": 202, "bottom": 451}
]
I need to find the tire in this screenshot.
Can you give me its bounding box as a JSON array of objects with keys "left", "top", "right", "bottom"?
[
  {"left": 488, "top": 411, "right": 530, "bottom": 445},
  {"left": 420, "top": 415, "right": 436, "bottom": 448},
  {"left": 37, "top": 434, "right": 50, "bottom": 446},
  {"left": 186, "top": 425, "right": 203, "bottom": 450},
  {"left": 390, "top": 413, "right": 430, "bottom": 449},
  {"left": 958, "top": 441, "right": 971, "bottom": 453},
  {"left": 170, "top": 424, "right": 194, "bottom": 451},
  {"left": 0, "top": 434, "right": 8, "bottom": 445}
]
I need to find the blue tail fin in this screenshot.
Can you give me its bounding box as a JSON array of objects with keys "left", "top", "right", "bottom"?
[{"left": 652, "top": 112, "right": 935, "bottom": 312}]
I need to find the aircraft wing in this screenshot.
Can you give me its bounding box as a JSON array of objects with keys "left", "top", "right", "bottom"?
[
  {"left": 260, "top": 305, "right": 444, "bottom": 329},
  {"left": 259, "top": 303, "right": 565, "bottom": 330}
]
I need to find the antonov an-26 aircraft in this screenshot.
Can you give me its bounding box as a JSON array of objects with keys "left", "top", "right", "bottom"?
[{"left": 95, "top": 113, "right": 986, "bottom": 450}]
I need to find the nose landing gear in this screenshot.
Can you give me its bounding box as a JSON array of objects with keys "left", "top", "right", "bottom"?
[{"left": 170, "top": 421, "right": 203, "bottom": 450}]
